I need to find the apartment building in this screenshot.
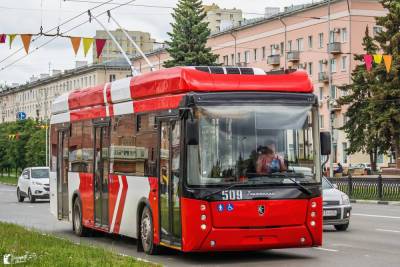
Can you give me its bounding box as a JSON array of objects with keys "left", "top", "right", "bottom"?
[
  {"left": 93, "top": 29, "right": 156, "bottom": 63},
  {"left": 203, "top": 3, "right": 243, "bottom": 33},
  {"left": 0, "top": 61, "right": 131, "bottom": 122},
  {"left": 131, "top": 0, "right": 390, "bottom": 166}
]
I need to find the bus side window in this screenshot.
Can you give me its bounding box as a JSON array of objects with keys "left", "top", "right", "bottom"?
[
  {"left": 50, "top": 126, "right": 58, "bottom": 172},
  {"left": 82, "top": 120, "right": 94, "bottom": 174},
  {"left": 69, "top": 121, "right": 84, "bottom": 172},
  {"left": 135, "top": 113, "right": 157, "bottom": 177}
]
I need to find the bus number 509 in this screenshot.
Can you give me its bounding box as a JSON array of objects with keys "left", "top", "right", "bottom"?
[{"left": 221, "top": 190, "right": 243, "bottom": 200}]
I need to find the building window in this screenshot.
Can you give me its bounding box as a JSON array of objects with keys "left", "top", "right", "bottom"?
[
  {"left": 330, "top": 58, "right": 337, "bottom": 73},
  {"left": 341, "top": 56, "right": 348, "bottom": 71},
  {"left": 329, "top": 30, "right": 336, "bottom": 43},
  {"left": 296, "top": 38, "right": 304, "bottom": 51},
  {"left": 330, "top": 85, "right": 337, "bottom": 99},
  {"left": 231, "top": 54, "right": 234, "bottom": 65},
  {"left": 319, "top": 87, "right": 324, "bottom": 100},
  {"left": 244, "top": 51, "right": 250, "bottom": 63},
  {"left": 308, "top": 62, "right": 313, "bottom": 76},
  {"left": 237, "top": 52, "right": 241, "bottom": 63},
  {"left": 341, "top": 28, "right": 347, "bottom": 43},
  {"left": 223, "top": 55, "right": 229, "bottom": 65},
  {"left": 109, "top": 74, "right": 116, "bottom": 82},
  {"left": 280, "top": 42, "right": 284, "bottom": 55},
  {"left": 308, "top": 35, "right": 313, "bottom": 48},
  {"left": 318, "top": 60, "right": 324, "bottom": 72},
  {"left": 262, "top": 46, "right": 266, "bottom": 59},
  {"left": 288, "top": 40, "right": 292, "bottom": 51},
  {"left": 318, "top": 33, "right": 324, "bottom": 48},
  {"left": 373, "top": 26, "right": 383, "bottom": 37},
  {"left": 253, "top": 48, "right": 257, "bottom": 61},
  {"left": 319, "top": 115, "right": 324, "bottom": 128}
]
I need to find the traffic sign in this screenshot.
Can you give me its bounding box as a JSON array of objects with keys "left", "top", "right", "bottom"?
[{"left": 17, "top": 112, "right": 26, "bottom": 121}]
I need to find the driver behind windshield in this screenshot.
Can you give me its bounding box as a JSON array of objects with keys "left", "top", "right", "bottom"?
[{"left": 256, "top": 143, "right": 287, "bottom": 174}]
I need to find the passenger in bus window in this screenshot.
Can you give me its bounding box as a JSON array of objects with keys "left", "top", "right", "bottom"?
[{"left": 256, "top": 145, "right": 286, "bottom": 174}]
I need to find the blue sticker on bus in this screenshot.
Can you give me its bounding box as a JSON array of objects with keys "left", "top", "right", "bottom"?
[
  {"left": 217, "top": 204, "right": 224, "bottom": 212},
  {"left": 227, "top": 203, "right": 234, "bottom": 212}
]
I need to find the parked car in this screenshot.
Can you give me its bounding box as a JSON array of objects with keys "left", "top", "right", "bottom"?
[
  {"left": 322, "top": 177, "right": 352, "bottom": 231},
  {"left": 17, "top": 167, "right": 50, "bottom": 203}
]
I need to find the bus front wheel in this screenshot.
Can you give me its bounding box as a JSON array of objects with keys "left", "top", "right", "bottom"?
[
  {"left": 72, "top": 197, "right": 90, "bottom": 237},
  {"left": 140, "top": 206, "right": 158, "bottom": 255}
]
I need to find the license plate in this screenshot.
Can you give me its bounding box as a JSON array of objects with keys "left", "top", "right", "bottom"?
[{"left": 323, "top": 210, "right": 337, "bottom": 216}]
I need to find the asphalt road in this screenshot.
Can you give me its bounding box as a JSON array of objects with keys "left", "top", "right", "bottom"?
[{"left": 1, "top": 183, "right": 399, "bottom": 267}]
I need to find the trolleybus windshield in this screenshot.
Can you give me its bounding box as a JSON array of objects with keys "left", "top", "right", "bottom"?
[{"left": 187, "top": 104, "right": 318, "bottom": 186}]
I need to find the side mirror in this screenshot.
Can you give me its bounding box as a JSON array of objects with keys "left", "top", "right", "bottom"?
[
  {"left": 23, "top": 174, "right": 29, "bottom": 179},
  {"left": 186, "top": 119, "right": 199, "bottom": 146},
  {"left": 320, "top": 132, "right": 331, "bottom": 156}
]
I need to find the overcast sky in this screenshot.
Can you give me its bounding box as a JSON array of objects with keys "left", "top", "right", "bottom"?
[{"left": 0, "top": 0, "right": 314, "bottom": 84}]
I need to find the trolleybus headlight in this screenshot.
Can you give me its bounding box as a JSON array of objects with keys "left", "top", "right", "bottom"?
[
  {"left": 300, "top": 237, "right": 306, "bottom": 243},
  {"left": 201, "top": 224, "right": 207, "bottom": 230},
  {"left": 311, "top": 201, "right": 317, "bottom": 208},
  {"left": 310, "top": 220, "right": 316, "bottom": 227},
  {"left": 201, "top": 214, "right": 207, "bottom": 221},
  {"left": 200, "top": 204, "right": 206, "bottom": 211},
  {"left": 210, "top": 240, "right": 216, "bottom": 247},
  {"left": 311, "top": 211, "right": 316, "bottom": 217}
]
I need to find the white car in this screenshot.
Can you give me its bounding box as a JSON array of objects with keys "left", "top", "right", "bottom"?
[
  {"left": 322, "top": 177, "right": 352, "bottom": 231},
  {"left": 17, "top": 167, "right": 50, "bottom": 203}
]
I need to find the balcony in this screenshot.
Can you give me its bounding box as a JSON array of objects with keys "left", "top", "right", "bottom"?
[
  {"left": 267, "top": 54, "right": 281, "bottom": 65},
  {"left": 287, "top": 51, "right": 300, "bottom": 62},
  {"left": 318, "top": 72, "right": 329, "bottom": 83},
  {"left": 327, "top": 42, "right": 341, "bottom": 54}
]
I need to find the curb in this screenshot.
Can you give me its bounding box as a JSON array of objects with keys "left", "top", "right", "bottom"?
[
  {"left": 0, "top": 182, "right": 16, "bottom": 187},
  {"left": 351, "top": 199, "right": 400, "bottom": 206}
]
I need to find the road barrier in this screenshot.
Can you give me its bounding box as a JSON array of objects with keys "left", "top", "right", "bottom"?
[{"left": 329, "top": 175, "right": 400, "bottom": 201}]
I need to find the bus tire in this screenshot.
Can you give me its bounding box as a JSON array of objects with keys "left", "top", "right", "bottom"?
[
  {"left": 140, "top": 206, "right": 159, "bottom": 255},
  {"left": 73, "top": 197, "right": 90, "bottom": 237}
]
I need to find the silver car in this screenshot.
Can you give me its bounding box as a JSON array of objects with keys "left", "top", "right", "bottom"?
[{"left": 322, "top": 177, "right": 352, "bottom": 231}]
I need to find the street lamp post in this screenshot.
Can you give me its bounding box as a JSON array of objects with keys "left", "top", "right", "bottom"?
[{"left": 327, "top": 0, "right": 334, "bottom": 177}]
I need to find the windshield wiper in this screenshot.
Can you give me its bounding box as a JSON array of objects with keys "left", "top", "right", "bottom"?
[{"left": 268, "top": 173, "right": 313, "bottom": 195}]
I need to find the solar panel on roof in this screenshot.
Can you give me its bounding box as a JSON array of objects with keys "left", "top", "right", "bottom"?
[
  {"left": 239, "top": 68, "right": 254, "bottom": 75},
  {"left": 225, "top": 67, "right": 241, "bottom": 74}
]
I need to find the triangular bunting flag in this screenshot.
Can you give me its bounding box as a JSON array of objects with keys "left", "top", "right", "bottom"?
[
  {"left": 383, "top": 55, "right": 392, "bottom": 73},
  {"left": 0, "top": 34, "right": 6, "bottom": 43},
  {"left": 69, "top": 37, "right": 81, "bottom": 55},
  {"left": 20, "top": 34, "right": 32, "bottom": 54},
  {"left": 82, "top": 37, "right": 94, "bottom": 57},
  {"left": 8, "top": 34, "right": 16, "bottom": 49},
  {"left": 95, "top": 39, "right": 107, "bottom": 58},
  {"left": 373, "top": 54, "right": 383, "bottom": 64},
  {"left": 363, "top": 54, "right": 373, "bottom": 71}
]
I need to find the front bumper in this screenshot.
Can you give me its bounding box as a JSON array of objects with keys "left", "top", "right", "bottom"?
[
  {"left": 31, "top": 185, "right": 50, "bottom": 198},
  {"left": 193, "top": 225, "right": 315, "bottom": 252},
  {"left": 323, "top": 205, "right": 352, "bottom": 225}
]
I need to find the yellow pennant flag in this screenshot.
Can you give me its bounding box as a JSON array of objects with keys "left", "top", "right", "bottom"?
[
  {"left": 20, "top": 34, "right": 32, "bottom": 54},
  {"left": 8, "top": 34, "right": 16, "bottom": 49},
  {"left": 373, "top": 54, "right": 383, "bottom": 64},
  {"left": 383, "top": 55, "right": 392, "bottom": 73},
  {"left": 82, "top": 37, "right": 94, "bottom": 57},
  {"left": 69, "top": 37, "right": 81, "bottom": 55}
]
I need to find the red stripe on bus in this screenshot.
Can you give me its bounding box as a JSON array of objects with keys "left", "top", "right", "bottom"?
[
  {"left": 148, "top": 177, "right": 160, "bottom": 243},
  {"left": 134, "top": 95, "right": 183, "bottom": 113},
  {"left": 68, "top": 84, "right": 105, "bottom": 110},
  {"left": 70, "top": 105, "right": 107, "bottom": 122},
  {"left": 106, "top": 83, "right": 112, "bottom": 104},
  {"left": 114, "top": 175, "right": 128, "bottom": 234}
]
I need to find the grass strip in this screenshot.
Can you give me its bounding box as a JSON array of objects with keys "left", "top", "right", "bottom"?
[
  {"left": 0, "top": 222, "right": 158, "bottom": 266},
  {"left": 0, "top": 175, "right": 17, "bottom": 186}
]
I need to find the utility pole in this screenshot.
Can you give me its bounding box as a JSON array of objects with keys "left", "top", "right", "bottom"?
[{"left": 327, "top": 0, "right": 334, "bottom": 177}]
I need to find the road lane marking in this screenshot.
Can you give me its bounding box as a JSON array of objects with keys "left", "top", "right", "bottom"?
[
  {"left": 353, "top": 213, "right": 400, "bottom": 219},
  {"left": 313, "top": 247, "right": 339, "bottom": 252},
  {"left": 376, "top": 228, "right": 400, "bottom": 233}
]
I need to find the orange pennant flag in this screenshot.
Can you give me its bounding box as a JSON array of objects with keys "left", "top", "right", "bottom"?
[
  {"left": 383, "top": 55, "right": 392, "bottom": 73},
  {"left": 82, "top": 37, "right": 94, "bottom": 57},
  {"left": 373, "top": 54, "right": 383, "bottom": 64},
  {"left": 69, "top": 37, "right": 81, "bottom": 55},
  {"left": 20, "top": 34, "right": 32, "bottom": 54}
]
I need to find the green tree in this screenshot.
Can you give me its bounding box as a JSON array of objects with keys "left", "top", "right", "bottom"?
[
  {"left": 25, "top": 128, "right": 46, "bottom": 166},
  {"left": 338, "top": 26, "right": 389, "bottom": 171},
  {"left": 372, "top": 0, "right": 400, "bottom": 168},
  {"left": 164, "top": 0, "right": 219, "bottom": 67}
]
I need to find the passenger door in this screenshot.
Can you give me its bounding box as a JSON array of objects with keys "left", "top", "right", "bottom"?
[
  {"left": 158, "top": 118, "right": 182, "bottom": 248},
  {"left": 57, "top": 129, "right": 69, "bottom": 220},
  {"left": 93, "top": 121, "right": 110, "bottom": 229}
]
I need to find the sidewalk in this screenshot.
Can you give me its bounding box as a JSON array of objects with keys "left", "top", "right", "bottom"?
[{"left": 351, "top": 199, "right": 400, "bottom": 206}]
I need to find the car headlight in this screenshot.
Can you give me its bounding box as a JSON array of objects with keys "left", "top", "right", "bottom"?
[
  {"left": 32, "top": 182, "right": 43, "bottom": 186},
  {"left": 341, "top": 194, "right": 350, "bottom": 205}
]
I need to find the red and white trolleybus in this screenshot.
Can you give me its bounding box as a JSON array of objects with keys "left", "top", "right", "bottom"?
[{"left": 49, "top": 66, "right": 330, "bottom": 254}]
